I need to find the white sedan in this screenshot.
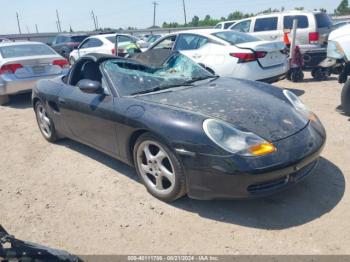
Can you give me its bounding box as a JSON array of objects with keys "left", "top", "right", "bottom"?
[
  {"left": 147, "top": 29, "right": 289, "bottom": 83},
  {"left": 69, "top": 34, "right": 147, "bottom": 64}
]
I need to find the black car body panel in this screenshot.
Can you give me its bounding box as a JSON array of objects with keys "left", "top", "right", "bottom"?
[
  {"left": 137, "top": 78, "right": 308, "bottom": 142},
  {"left": 32, "top": 53, "right": 326, "bottom": 200},
  {"left": 0, "top": 225, "right": 80, "bottom": 262}
]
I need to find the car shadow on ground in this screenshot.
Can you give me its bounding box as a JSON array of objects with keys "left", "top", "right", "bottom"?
[
  {"left": 300, "top": 76, "right": 338, "bottom": 83},
  {"left": 172, "top": 157, "right": 345, "bottom": 230},
  {"left": 56, "top": 139, "right": 139, "bottom": 182},
  {"left": 5, "top": 93, "right": 32, "bottom": 109},
  {"left": 55, "top": 138, "right": 345, "bottom": 230},
  {"left": 336, "top": 105, "right": 350, "bottom": 121}
]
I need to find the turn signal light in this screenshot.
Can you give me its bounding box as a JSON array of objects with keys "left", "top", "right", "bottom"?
[
  {"left": 0, "top": 63, "right": 23, "bottom": 74},
  {"left": 249, "top": 143, "right": 276, "bottom": 156}
]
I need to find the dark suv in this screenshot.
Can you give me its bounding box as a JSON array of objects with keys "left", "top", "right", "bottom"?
[{"left": 50, "top": 34, "right": 89, "bottom": 58}]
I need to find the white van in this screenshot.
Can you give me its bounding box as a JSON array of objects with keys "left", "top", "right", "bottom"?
[{"left": 229, "top": 11, "right": 332, "bottom": 46}]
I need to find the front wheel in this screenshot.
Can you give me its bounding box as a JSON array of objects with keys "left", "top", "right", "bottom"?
[
  {"left": 341, "top": 80, "right": 350, "bottom": 116},
  {"left": 35, "top": 101, "right": 58, "bottom": 142},
  {"left": 133, "top": 133, "right": 186, "bottom": 202}
]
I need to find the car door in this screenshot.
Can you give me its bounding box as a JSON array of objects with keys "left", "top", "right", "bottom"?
[
  {"left": 174, "top": 33, "right": 210, "bottom": 61},
  {"left": 150, "top": 35, "right": 177, "bottom": 50},
  {"left": 58, "top": 64, "right": 118, "bottom": 156},
  {"left": 115, "top": 35, "right": 142, "bottom": 57},
  {"left": 78, "top": 38, "right": 103, "bottom": 57},
  {"left": 251, "top": 16, "right": 281, "bottom": 41}
]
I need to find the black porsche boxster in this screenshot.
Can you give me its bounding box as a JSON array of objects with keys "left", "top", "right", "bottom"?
[{"left": 32, "top": 52, "right": 326, "bottom": 201}]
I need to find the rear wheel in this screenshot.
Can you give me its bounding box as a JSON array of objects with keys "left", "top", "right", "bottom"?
[
  {"left": 0, "top": 95, "right": 9, "bottom": 106},
  {"left": 35, "top": 101, "right": 58, "bottom": 142},
  {"left": 133, "top": 133, "right": 186, "bottom": 202},
  {"left": 341, "top": 80, "right": 350, "bottom": 116}
]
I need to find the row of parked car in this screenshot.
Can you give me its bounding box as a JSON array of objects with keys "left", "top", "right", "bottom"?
[{"left": 0, "top": 9, "right": 346, "bottom": 108}]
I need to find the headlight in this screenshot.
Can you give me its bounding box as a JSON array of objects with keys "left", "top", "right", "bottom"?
[
  {"left": 283, "top": 89, "right": 318, "bottom": 122},
  {"left": 203, "top": 119, "right": 276, "bottom": 157},
  {"left": 327, "top": 40, "right": 345, "bottom": 59}
]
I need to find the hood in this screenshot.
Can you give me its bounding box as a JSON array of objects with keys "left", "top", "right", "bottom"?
[{"left": 138, "top": 78, "right": 307, "bottom": 142}]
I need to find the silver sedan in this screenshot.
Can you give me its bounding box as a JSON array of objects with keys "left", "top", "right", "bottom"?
[{"left": 0, "top": 41, "right": 69, "bottom": 105}]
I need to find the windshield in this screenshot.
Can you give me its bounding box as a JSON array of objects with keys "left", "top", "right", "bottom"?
[
  {"left": 0, "top": 44, "right": 56, "bottom": 58},
  {"left": 212, "top": 31, "right": 261, "bottom": 45},
  {"left": 104, "top": 53, "right": 213, "bottom": 96}
]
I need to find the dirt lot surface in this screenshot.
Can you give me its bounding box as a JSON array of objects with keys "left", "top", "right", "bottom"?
[{"left": 0, "top": 73, "right": 349, "bottom": 255}]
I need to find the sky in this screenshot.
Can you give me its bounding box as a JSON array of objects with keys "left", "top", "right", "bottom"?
[{"left": 0, "top": 0, "right": 339, "bottom": 34}]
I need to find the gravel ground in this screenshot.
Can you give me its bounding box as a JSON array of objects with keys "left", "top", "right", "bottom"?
[{"left": 0, "top": 73, "right": 349, "bottom": 255}]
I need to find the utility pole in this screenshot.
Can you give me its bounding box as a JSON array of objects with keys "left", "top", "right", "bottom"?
[
  {"left": 16, "top": 12, "right": 22, "bottom": 34},
  {"left": 182, "top": 0, "right": 187, "bottom": 25},
  {"left": 95, "top": 15, "right": 99, "bottom": 30},
  {"left": 26, "top": 25, "right": 30, "bottom": 34},
  {"left": 35, "top": 24, "right": 39, "bottom": 33},
  {"left": 152, "top": 1, "right": 158, "bottom": 27},
  {"left": 56, "top": 10, "right": 62, "bottom": 32},
  {"left": 91, "top": 10, "right": 97, "bottom": 30}
]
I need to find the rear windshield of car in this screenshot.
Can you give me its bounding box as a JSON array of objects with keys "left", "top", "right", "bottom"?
[
  {"left": 70, "top": 35, "right": 88, "bottom": 42},
  {"left": 212, "top": 31, "right": 261, "bottom": 45},
  {"left": 284, "top": 15, "right": 309, "bottom": 29},
  {"left": 0, "top": 44, "right": 56, "bottom": 58},
  {"left": 315, "top": 13, "right": 332, "bottom": 28}
]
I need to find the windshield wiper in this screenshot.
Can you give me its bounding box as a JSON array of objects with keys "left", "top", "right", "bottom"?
[{"left": 131, "top": 83, "right": 194, "bottom": 96}]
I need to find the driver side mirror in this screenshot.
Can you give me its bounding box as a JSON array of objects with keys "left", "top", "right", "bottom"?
[{"left": 77, "top": 79, "right": 103, "bottom": 94}]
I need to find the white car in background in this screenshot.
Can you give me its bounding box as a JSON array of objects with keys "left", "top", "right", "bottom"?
[
  {"left": 69, "top": 34, "right": 116, "bottom": 64},
  {"left": 147, "top": 29, "right": 288, "bottom": 83},
  {"left": 69, "top": 34, "right": 148, "bottom": 64},
  {"left": 214, "top": 20, "right": 237, "bottom": 29}
]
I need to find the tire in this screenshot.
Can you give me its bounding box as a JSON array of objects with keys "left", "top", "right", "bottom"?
[
  {"left": 0, "top": 95, "right": 9, "bottom": 106},
  {"left": 312, "top": 68, "right": 329, "bottom": 81},
  {"left": 35, "top": 101, "right": 59, "bottom": 142},
  {"left": 291, "top": 69, "right": 304, "bottom": 82},
  {"left": 133, "top": 133, "right": 186, "bottom": 202},
  {"left": 341, "top": 80, "right": 350, "bottom": 116}
]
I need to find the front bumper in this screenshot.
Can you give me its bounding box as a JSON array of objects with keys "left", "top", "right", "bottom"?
[
  {"left": 180, "top": 121, "right": 326, "bottom": 200},
  {"left": 0, "top": 71, "right": 68, "bottom": 96}
]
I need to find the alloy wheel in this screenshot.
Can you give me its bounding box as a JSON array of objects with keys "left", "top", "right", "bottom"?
[
  {"left": 36, "top": 104, "right": 52, "bottom": 139},
  {"left": 136, "top": 140, "right": 176, "bottom": 195}
]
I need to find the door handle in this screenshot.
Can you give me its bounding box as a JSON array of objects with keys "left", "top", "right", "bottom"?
[
  {"left": 192, "top": 54, "right": 202, "bottom": 59},
  {"left": 271, "top": 35, "right": 278, "bottom": 40},
  {"left": 58, "top": 98, "right": 66, "bottom": 105}
]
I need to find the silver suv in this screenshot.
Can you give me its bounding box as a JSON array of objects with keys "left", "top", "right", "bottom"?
[{"left": 229, "top": 10, "right": 332, "bottom": 46}]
